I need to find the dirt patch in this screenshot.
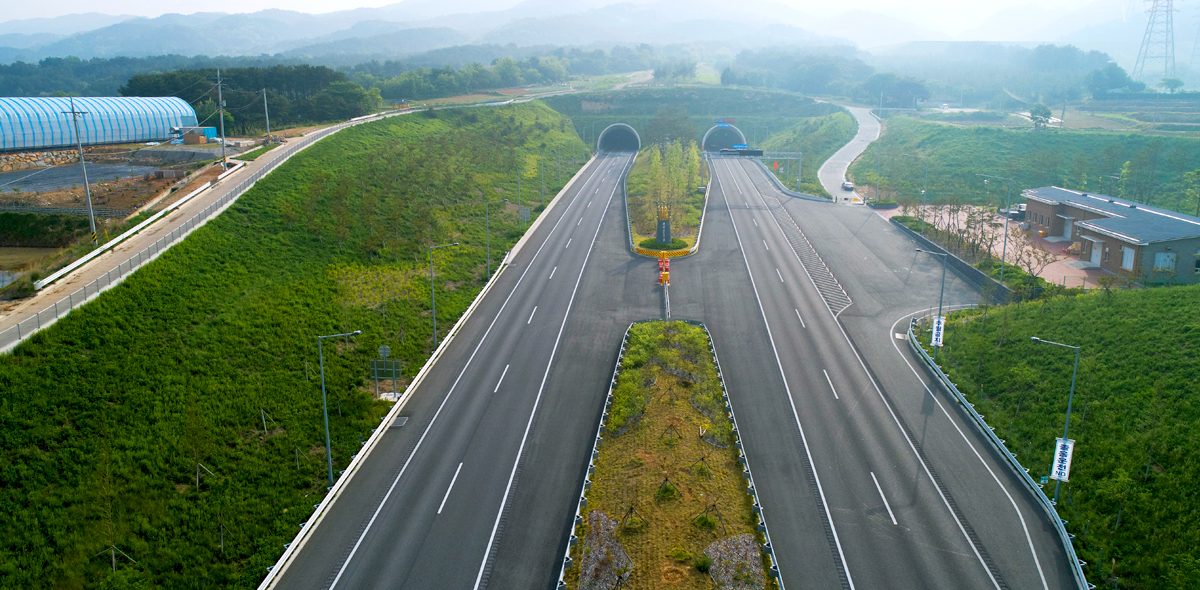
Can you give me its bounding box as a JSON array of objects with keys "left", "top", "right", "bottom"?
[
  {"left": 579, "top": 510, "right": 633, "bottom": 590},
  {"left": 704, "top": 534, "right": 766, "bottom": 590}
]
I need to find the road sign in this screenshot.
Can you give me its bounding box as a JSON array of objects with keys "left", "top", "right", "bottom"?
[
  {"left": 732, "top": 144, "right": 748, "bottom": 149},
  {"left": 931, "top": 316, "right": 945, "bottom": 347},
  {"left": 715, "top": 118, "right": 735, "bottom": 124},
  {"left": 377, "top": 345, "right": 391, "bottom": 359},
  {"left": 717, "top": 123, "right": 731, "bottom": 128},
  {"left": 519, "top": 207, "right": 531, "bottom": 223},
  {"left": 1050, "top": 438, "right": 1075, "bottom": 482}
]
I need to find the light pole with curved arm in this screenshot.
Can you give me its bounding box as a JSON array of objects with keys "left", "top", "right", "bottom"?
[
  {"left": 977, "top": 174, "right": 1014, "bottom": 284},
  {"left": 486, "top": 199, "right": 507, "bottom": 280},
  {"left": 430, "top": 243, "right": 459, "bottom": 349},
  {"left": 1031, "top": 336, "right": 1080, "bottom": 505},
  {"left": 318, "top": 329, "right": 362, "bottom": 486}
]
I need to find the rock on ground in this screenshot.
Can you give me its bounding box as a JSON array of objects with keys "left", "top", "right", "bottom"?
[
  {"left": 704, "top": 533, "right": 767, "bottom": 590},
  {"left": 578, "top": 510, "right": 633, "bottom": 590}
]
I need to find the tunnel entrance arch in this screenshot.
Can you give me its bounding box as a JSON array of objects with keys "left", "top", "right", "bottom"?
[
  {"left": 596, "top": 123, "right": 641, "bottom": 153},
  {"left": 702, "top": 124, "right": 748, "bottom": 152}
]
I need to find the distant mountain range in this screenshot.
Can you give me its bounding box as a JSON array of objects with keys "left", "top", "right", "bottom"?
[{"left": 1, "top": 0, "right": 1197, "bottom": 72}]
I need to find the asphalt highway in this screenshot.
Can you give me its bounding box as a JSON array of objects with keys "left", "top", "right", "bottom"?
[
  {"left": 272, "top": 152, "right": 646, "bottom": 590},
  {"left": 696, "top": 156, "right": 1076, "bottom": 589}
]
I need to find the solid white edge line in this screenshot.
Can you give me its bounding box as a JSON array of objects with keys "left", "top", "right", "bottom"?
[
  {"left": 795, "top": 308, "right": 806, "bottom": 329},
  {"left": 472, "top": 153, "right": 634, "bottom": 590},
  {"left": 889, "top": 308, "right": 1050, "bottom": 590},
  {"left": 494, "top": 364, "right": 510, "bottom": 393},
  {"left": 437, "top": 463, "right": 464, "bottom": 515},
  {"left": 718, "top": 158, "right": 852, "bottom": 589},
  {"left": 870, "top": 471, "right": 898, "bottom": 525},
  {"left": 324, "top": 153, "right": 611, "bottom": 590},
  {"left": 527, "top": 307, "right": 537, "bottom": 324},
  {"left": 823, "top": 369, "right": 839, "bottom": 400},
  {"left": 731, "top": 157, "right": 1001, "bottom": 589}
]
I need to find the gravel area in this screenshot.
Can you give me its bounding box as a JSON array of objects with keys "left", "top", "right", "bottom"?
[
  {"left": 704, "top": 533, "right": 766, "bottom": 590},
  {"left": 578, "top": 510, "right": 633, "bottom": 590}
]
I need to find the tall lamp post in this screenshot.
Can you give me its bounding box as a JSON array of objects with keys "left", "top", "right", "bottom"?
[
  {"left": 904, "top": 153, "right": 930, "bottom": 235},
  {"left": 429, "top": 243, "right": 459, "bottom": 349},
  {"left": 916, "top": 249, "right": 948, "bottom": 359},
  {"left": 486, "top": 199, "right": 507, "bottom": 280},
  {"left": 976, "top": 174, "right": 1014, "bottom": 284},
  {"left": 317, "top": 329, "right": 361, "bottom": 487},
  {"left": 1030, "top": 336, "right": 1080, "bottom": 505}
]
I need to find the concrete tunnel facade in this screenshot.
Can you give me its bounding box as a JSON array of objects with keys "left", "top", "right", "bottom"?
[
  {"left": 596, "top": 123, "right": 641, "bottom": 153},
  {"left": 702, "top": 124, "right": 748, "bottom": 152}
]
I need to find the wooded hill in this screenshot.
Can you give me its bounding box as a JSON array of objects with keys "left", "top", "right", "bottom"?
[
  {"left": 0, "top": 101, "right": 588, "bottom": 589},
  {"left": 924, "top": 285, "right": 1200, "bottom": 588}
]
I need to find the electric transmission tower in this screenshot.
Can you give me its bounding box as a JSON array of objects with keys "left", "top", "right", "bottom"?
[{"left": 1132, "top": 0, "right": 1176, "bottom": 82}]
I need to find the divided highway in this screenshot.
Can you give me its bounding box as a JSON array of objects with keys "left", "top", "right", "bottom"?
[{"left": 272, "top": 153, "right": 641, "bottom": 590}]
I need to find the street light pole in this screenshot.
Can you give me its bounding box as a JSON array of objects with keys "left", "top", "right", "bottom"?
[
  {"left": 904, "top": 153, "right": 929, "bottom": 234},
  {"left": 318, "top": 330, "right": 362, "bottom": 487},
  {"left": 1031, "top": 336, "right": 1080, "bottom": 505},
  {"left": 916, "top": 249, "right": 948, "bottom": 359},
  {"left": 977, "top": 174, "right": 1015, "bottom": 284},
  {"left": 486, "top": 199, "right": 507, "bottom": 280},
  {"left": 429, "top": 243, "right": 459, "bottom": 349}
]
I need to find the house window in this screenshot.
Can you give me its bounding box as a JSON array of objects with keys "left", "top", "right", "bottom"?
[
  {"left": 1153, "top": 252, "right": 1177, "bottom": 272},
  {"left": 1121, "top": 246, "right": 1136, "bottom": 270}
]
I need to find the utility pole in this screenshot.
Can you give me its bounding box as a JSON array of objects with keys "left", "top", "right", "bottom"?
[
  {"left": 1060, "top": 96, "right": 1067, "bottom": 129},
  {"left": 63, "top": 97, "right": 97, "bottom": 246},
  {"left": 540, "top": 153, "right": 545, "bottom": 206},
  {"left": 217, "top": 69, "right": 227, "bottom": 166},
  {"left": 263, "top": 88, "right": 271, "bottom": 144}
]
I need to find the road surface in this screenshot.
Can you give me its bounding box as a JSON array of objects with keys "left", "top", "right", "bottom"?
[{"left": 817, "top": 104, "right": 880, "bottom": 204}]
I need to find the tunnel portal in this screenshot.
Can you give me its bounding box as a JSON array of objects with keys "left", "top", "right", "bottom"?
[
  {"left": 702, "top": 124, "right": 748, "bottom": 152},
  {"left": 596, "top": 123, "right": 641, "bottom": 152}
]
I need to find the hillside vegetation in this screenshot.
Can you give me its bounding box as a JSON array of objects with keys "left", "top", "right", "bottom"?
[
  {"left": 0, "top": 102, "right": 587, "bottom": 589},
  {"left": 760, "top": 111, "right": 858, "bottom": 198},
  {"left": 922, "top": 286, "right": 1200, "bottom": 589},
  {"left": 848, "top": 117, "right": 1200, "bottom": 216}
]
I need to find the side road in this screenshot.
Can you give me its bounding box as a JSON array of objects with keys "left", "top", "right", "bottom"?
[{"left": 817, "top": 103, "right": 879, "bottom": 204}]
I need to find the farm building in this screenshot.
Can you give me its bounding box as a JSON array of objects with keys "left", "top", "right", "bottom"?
[{"left": 0, "top": 96, "right": 197, "bottom": 152}]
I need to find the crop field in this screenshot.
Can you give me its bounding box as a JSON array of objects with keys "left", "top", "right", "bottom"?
[
  {"left": 563, "top": 321, "right": 774, "bottom": 590},
  {"left": 918, "top": 285, "right": 1200, "bottom": 589},
  {"left": 0, "top": 102, "right": 588, "bottom": 589}
]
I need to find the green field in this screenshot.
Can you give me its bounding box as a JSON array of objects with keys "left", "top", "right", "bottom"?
[
  {"left": 919, "top": 285, "right": 1200, "bottom": 589},
  {"left": 848, "top": 117, "right": 1200, "bottom": 216},
  {"left": 0, "top": 102, "right": 588, "bottom": 589}
]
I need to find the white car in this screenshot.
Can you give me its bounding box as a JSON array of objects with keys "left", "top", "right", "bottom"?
[{"left": 842, "top": 181, "right": 854, "bottom": 191}]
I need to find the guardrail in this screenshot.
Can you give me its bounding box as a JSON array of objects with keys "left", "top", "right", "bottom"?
[
  {"left": 1, "top": 120, "right": 348, "bottom": 354},
  {"left": 889, "top": 218, "right": 1013, "bottom": 304},
  {"left": 626, "top": 155, "right": 712, "bottom": 259},
  {"left": 556, "top": 319, "right": 785, "bottom": 589},
  {"left": 906, "top": 318, "right": 1091, "bottom": 590},
  {"left": 747, "top": 158, "right": 828, "bottom": 203}
]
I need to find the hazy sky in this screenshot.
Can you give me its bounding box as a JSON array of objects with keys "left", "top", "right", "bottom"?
[{"left": 2, "top": 0, "right": 1130, "bottom": 38}]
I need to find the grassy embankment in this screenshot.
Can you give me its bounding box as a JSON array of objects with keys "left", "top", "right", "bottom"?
[
  {"left": 759, "top": 111, "right": 858, "bottom": 198},
  {"left": 848, "top": 117, "right": 1200, "bottom": 216},
  {"left": 624, "top": 140, "right": 705, "bottom": 251},
  {"left": 564, "top": 321, "right": 773, "bottom": 589},
  {"left": 917, "top": 285, "right": 1200, "bottom": 589},
  {"left": 0, "top": 102, "right": 588, "bottom": 589}
]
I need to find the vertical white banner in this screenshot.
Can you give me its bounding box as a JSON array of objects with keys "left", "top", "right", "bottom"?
[
  {"left": 1050, "top": 438, "right": 1075, "bottom": 482},
  {"left": 931, "top": 316, "right": 946, "bottom": 347}
]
